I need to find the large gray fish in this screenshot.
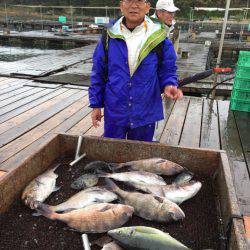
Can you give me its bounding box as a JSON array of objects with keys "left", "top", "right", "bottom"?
[
  {"left": 105, "top": 179, "right": 185, "bottom": 223},
  {"left": 99, "top": 171, "right": 166, "bottom": 186},
  {"left": 71, "top": 174, "right": 99, "bottom": 190},
  {"left": 130, "top": 181, "right": 202, "bottom": 205},
  {"left": 44, "top": 187, "right": 117, "bottom": 213},
  {"left": 36, "top": 202, "right": 134, "bottom": 233},
  {"left": 102, "top": 241, "right": 124, "bottom": 250},
  {"left": 21, "top": 164, "right": 60, "bottom": 209},
  {"left": 112, "top": 158, "right": 184, "bottom": 176},
  {"left": 108, "top": 226, "right": 190, "bottom": 250}
]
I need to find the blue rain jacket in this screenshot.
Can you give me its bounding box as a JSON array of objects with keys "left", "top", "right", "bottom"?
[{"left": 89, "top": 17, "right": 178, "bottom": 129}]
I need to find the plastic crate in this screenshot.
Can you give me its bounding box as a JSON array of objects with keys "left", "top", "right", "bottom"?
[
  {"left": 235, "top": 66, "right": 250, "bottom": 79},
  {"left": 230, "top": 98, "right": 250, "bottom": 112},
  {"left": 231, "top": 88, "right": 250, "bottom": 101},
  {"left": 234, "top": 77, "right": 250, "bottom": 90},
  {"left": 237, "top": 51, "right": 250, "bottom": 67}
]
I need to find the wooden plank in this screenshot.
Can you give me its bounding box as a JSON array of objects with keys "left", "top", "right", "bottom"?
[
  {"left": 0, "top": 95, "right": 89, "bottom": 165},
  {"left": 218, "top": 102, "right": 250, "bottom": 215},
  {"left": 23, "top": 82, "right": 62, "bottom": 89},
  {"left": 0, "top": 91, "right": 87, "bottom": 148},
  {"left": 244, "top": 216, "right": 250, "bottom": 239},
  {"left": 179, "top": 97, "right": 203, "bottom": 148},
  {"left": 154, "top": 98, "right": 175, "bottom": 141},
  {"left": 67, "top": 112, "right": 93, "bottom": 135},
  {"left": 0, "top": 89, "right": 74, "bottom": 135},
  {"left": 0, "top": 80, "right": 26, "bottom": 93},
  {"left": 84, "top": 118, "right": 104, "bottom": 137},
  {"left": 200, "top": 99, "right": 220, "bottom": 149},
  {"left": 0, "top": 87, "right": 45, "bottom": 109},
  {"left": 217, "top": 100, "right": 230, "bottom": 149},
  {"left": 0, "top": 88, "right": 53, "bottom": 117},
  {"left": 160, "top": 97, "right": 190, "bottom": 145},
  {"left": 0, "top": 106, "right": 92, "bottom": 173},
  {"left": 0, "top": 88, "right": 64, "bottom": 124},
  {"left": 0, "top": 86, "right": 34, "bottom": 102},
  {"left": 234, "top": 111, "right": 250, "bottom": 168}
]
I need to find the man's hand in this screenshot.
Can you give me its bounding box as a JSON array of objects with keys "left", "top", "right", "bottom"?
[
  {"left": 164, "top": 85, "right": 183, "bottom": 100},
  {"left": 91, "top": 108, "right": 102, "bottom": 128}
]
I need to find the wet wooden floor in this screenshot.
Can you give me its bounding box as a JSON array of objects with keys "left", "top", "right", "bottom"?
[{"left": 0, "top": 76, "right": 249, "bottom": 217}]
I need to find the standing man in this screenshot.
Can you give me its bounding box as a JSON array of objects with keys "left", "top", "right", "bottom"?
[
  {"left": 151, "top": 0, "right": 179, "bottom": 37},
  {"left": 89, "top": 0, "right": 181, "bottom": 142}
]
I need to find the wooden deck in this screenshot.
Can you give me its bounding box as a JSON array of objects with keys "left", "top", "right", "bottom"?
[{"left": 0, "top": 76, "right": 249, "bottom": 217}]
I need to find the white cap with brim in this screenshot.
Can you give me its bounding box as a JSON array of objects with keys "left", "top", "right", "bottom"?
[{"left": 156, "top": 0, "right": 180, "bottom": 12}]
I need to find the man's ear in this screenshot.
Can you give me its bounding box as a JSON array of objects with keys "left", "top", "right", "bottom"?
[
  {"left": 146, "top": 2, "right": 151, "bottom": 13},
  {"left": 120, "top": 1, "right": 124, "bottom": 13}
]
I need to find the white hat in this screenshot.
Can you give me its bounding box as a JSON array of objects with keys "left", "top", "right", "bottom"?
[{"left": 156, "top": 0, "right": 179, "bottom": 12}]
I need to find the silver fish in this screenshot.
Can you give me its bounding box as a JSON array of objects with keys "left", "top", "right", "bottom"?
[
  {"left": 108, "top": 226, "right": 190, "bottom": 250},
  {"left": 173, "top": 172, "right": 194, "bottom": 185},
  {"left": 99, "top": 171, "right": 166, "bottom": 186},
  {"left": 106, "top": 179, "right": 185, "bottom": 223},
  {"left": 45, "top": 187, "right": 117, "bottom": 212},
  {"left": 71, "top": 174, "right": 99, "bottom": 190},
  {"left": 102, "top": 241, "right": 124, "bottom": 250},
  {"left": 130, "top": 181, "right": 202, "bottom": 204},
  {"left": 21, "top": 164, "right": 60, "bottom": 209},
  {"left": 114, "top": 158, "right": 184, "bottom": 176},
  {"left": 36, "top": 202, "right": 134, "bottom": 233}
]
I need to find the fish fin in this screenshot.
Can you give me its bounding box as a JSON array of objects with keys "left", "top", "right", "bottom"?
[
  {"left": 53, "top": 186, "right": 60, "bottom": 192},
  {"left": 63, "top": 227, "right": 78, "bottom": 232},
  {"left": 32, "top": 211, "right": 41, "bottom": 216},
  {"left": 35, "top": 202, "right": 58, "bottom": 220},
  {"left": 93, "top": 198, "right": 103, "bottom": 203},
  {"left": 98, "top": 204, "right": 111, "bottom": 212},
  {"left": 153, "top": 195, "right": 165, "bottom": 203},
  {"left": 108, "top": 163, "right": 120, "bottom": 172},
  {"left": 51, "top": 163, "right": 61, "bottom": 172},
  {"left": 104, "top": 178, "right": 118, "bottom": 192},
  {"left": 155, "top": 159, "right": 166, "bottom": 164}
]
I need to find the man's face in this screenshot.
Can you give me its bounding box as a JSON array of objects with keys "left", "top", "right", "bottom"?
[
  {"left": 120, "top": 0, "right": 151, "bottom": 26},
  {"left": 157, "top": 10, "right": 175, "bottom": 26}
]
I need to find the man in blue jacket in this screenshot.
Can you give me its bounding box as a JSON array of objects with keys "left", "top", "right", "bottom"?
[{"left": 89, "top": 0, "right": 181, "bottom": 142}]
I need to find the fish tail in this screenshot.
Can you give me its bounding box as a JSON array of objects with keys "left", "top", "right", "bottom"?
[
  {"left": 36, "top": 202, "right": 58, "bottom": 220},
  {"left": 108, "top": 163, "right": 120, "bottom": 171},
  {"left": 105, "top": 178, "right": 119, "bottom": 192},
  {"left": 51, "top": 163, "right": 61, "bottom": 172}
]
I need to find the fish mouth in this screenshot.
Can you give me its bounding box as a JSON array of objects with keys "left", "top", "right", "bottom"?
[{"left": 170, "top": 207, "right": 185, "bottom": 221}]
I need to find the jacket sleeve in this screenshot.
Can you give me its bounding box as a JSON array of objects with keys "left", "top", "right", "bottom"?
[
  {"left": 89, "top": 37, "right": 106, "bottom": 108},
  {"left": 158, "top": 39, "right": 178, "bottom": 92}
]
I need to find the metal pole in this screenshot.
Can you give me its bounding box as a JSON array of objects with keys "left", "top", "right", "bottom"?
[
  {"left": 40, "top": 5, "right": 44, "bottom": 33},
  {"left": 81, "top": 234, "right": 91, "bottom": 250},
  {"left": 71, "top": 5, "right": 74, "bottom": 31},
  {"left": 211, "top": 0, "right": 231, "bottom": 99},
  {"left": 4, "top": 2, "right": 8, "bottom": 29}
]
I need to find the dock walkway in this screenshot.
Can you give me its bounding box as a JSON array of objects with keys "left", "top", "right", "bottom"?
[{"left": 0, "top": 77, "right": 249, "bottom": 217}]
